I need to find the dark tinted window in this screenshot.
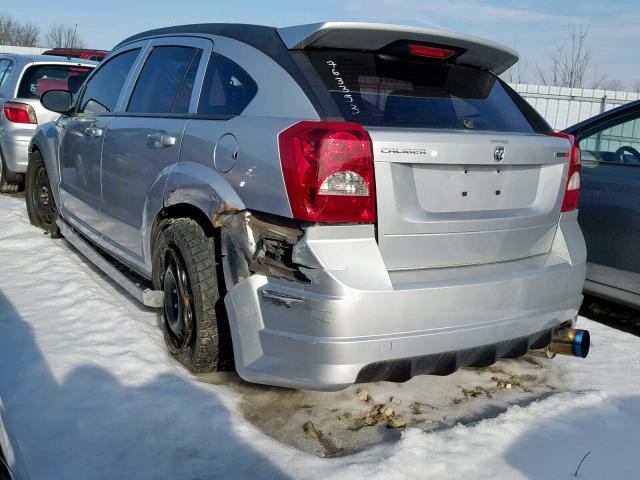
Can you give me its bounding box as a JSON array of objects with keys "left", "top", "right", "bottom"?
[
  {"left": 306, "top": 49, "right": 536, "bottom": 133},
  {"left": 80, "top": 49, "right": 140, "bottom": 114},
  {"left": 198, "top": 53, "right": 257, "bottom": 116},
  {"left": 0, "top": 59, "right": 13, "bottom": 87},
  {"left": 128, "top": 46, "right": 201, "bottom": 114},
  {"left": 17, "top": 65, "right": 92, "bottom": 99},
  {"left": 173, "top": 50, "right": 202, "bottom": 114}
]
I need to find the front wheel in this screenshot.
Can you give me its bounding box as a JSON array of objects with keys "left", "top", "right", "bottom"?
[
  {"left": 25, "top": 150, "right": 60, "bottom": 237},
  {"left": 152, "top": 218, "right": 224, "bottom": 373}
]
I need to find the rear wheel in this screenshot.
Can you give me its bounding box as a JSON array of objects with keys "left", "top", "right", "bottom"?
[
  {"left": 25, "top": 150, "right": 60, "bottom": 237},
  {"left": 152, "top": 218, "right": 223, "bottom": 373},
  {"left": 0, "top": 154, "right": 20, "bottom": 193}
]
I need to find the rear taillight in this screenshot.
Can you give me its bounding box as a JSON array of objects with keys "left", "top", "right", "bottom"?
[
  {"left": 550, "top": 132, "right": 581, "bottom": 212},
  {"left": 3, "top": 101, "right": 37, "bottom": 124},
  {"left": 278, "top": 121, "right": 376, "bottom": 223}
]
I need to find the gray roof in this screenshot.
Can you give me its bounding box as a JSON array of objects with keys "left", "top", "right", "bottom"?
[{"left": 115, "top": 21, "right": 518, "bottom": 74}]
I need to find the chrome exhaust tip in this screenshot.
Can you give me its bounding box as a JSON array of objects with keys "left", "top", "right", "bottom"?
[
  {"left": 530, "top": 327, "right": 590, "bottom": 359},
  {"left": 549, "top": 327, "right": 590, "bottom": 358}
]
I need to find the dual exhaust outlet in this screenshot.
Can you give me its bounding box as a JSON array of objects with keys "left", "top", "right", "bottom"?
[{"left": 532, "top": 327, "right": 590, "bottom": 359}]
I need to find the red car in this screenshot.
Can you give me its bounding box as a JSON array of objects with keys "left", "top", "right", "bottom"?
[{"left": 42, "top": 48, "right": 108, "bottom": 61}]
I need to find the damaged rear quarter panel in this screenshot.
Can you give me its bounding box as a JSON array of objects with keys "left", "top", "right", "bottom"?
[{"left": 219, "top": 211, "right": 310, "bottom": 288}]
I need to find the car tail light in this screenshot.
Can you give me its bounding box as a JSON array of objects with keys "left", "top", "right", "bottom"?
[
  {"left": 550, "top": 132, "right": 581, "bottom": 212},
  {"left": 3, "top": 101, "right": 37, "bottom": 124},
  {"left": 408, "top": 44, "right": 457, "bottom": 59},
  {"left": 278, "top": 121, "right": 376, "bottom": 223}
]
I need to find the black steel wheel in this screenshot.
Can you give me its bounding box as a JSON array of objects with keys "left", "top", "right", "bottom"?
[
  {"left": 152, "top": 218, "right": 225, "bottom": 373},
  {"left": 25, "top": 150, "right": 60, "bottom": 237},
  {"left": 162, "top": 248, "right": 194, "bottom": 352}
]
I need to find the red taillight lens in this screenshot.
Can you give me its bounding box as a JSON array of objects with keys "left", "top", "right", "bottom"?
[
  {"left": 408, "top": 44, "right": 456, "bottom": 59},
  {"left": 3, "top": 101, "right": 37, "bottom": 124},
  {"left": 550, "top": 132, "right": 581, "bottom": 212},
  {"left": 278, "top": 121, "right": 376, "bottom": 223}
]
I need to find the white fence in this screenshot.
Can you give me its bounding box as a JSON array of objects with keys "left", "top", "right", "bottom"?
[
  {"left": 509, "top": 83, "right": 639, "bottom": 130},
  {"left": 0, "top": 44, "right": 47, "bottom": 55}
]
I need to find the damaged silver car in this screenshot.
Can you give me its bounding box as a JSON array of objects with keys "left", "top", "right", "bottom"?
[{"left": 26, "top": 22, "right": 590, "bottom": 390}]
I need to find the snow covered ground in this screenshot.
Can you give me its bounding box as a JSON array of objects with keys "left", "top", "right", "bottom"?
[{"left": 1, "top": 193, "right": 639, "bottom": 479}]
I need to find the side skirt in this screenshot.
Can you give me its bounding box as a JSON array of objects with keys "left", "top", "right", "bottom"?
[{"left": 57, "top": 218, "right": 164, "bottom": 308}]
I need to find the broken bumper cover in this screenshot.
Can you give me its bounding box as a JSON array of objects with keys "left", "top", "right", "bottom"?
[{"left": 224, "top": 212, "right": 586, "bottom": 391}]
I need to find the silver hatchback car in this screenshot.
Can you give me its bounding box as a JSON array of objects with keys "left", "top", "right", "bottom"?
[
  {"left": 0, "top": 54, "right": 94, "bottom": 192},
  {"left": 27, "top": 23, "right": 589, "bottom": 390}
]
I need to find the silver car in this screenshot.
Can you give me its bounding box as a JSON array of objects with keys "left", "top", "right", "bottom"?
[
  {"left": 0, "top": 54, "right": 94, "bottom": 192},
  {"left": 26, "top": 23, "right": 589, "bottom": 390}
]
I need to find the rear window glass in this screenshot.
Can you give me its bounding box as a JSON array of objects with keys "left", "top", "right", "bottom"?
[
  {"left": 198, "top": 53, "right": 257, "bottom": 116},
  {"left": 306, "top": 49, "right": 536, "bottom": 133},
  {"left": 17, "top": 64, "right": 92, "bottom": 99}
]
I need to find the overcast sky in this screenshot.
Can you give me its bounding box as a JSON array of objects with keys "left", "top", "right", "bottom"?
[{"left": 7, "top": 0, "right": 640, "bottom": 89}]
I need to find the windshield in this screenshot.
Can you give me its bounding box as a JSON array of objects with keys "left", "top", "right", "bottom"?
[
  {"left": 306, "top": 49, "right": 541, "bottom": 133},
  {"left": 17, "top": 64, "right": 93, "bottom": 99}
]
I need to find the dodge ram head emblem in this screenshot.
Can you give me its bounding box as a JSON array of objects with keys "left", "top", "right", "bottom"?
[{"left": 494, "top": 146, "right": 505, "bottom": 162}]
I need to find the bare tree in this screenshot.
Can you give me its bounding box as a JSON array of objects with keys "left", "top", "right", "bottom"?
[
  {"left": 599, "top": 79, "right": 625, "bottom": 91},
  {"left": 0, "top": 12, "right": 39, "bottom": 46},
  {"left": 13, "top": 22, "right": 39, "bottom": 47},
  {"left": 504, "top": 57, "right": 530, "bottom": 84},
  {"left": 0, "top": 13, "right": 17, "bottom": 45},
  {"left": 536, "top": 24, "right": 598, "bottom": 88},
  {"left": 44, "top": 23, "right": 86, "bottom": 49},
  {"left": 633, "top": 80, "right": 640, "bottom": 94}
]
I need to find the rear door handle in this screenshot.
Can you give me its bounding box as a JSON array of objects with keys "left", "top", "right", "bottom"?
[
  {"left": 84, "top": 126, "right": 103, "bottom": 138},
  {"left": 148, "top": 133, "right": 177, "bottom": 148}
]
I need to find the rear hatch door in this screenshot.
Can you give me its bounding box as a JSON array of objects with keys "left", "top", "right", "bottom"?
[
  {"left": 300, "top": 37, "right": 571, "bottom": 270},
  {"left": 371, "top": 129, "right": 568, "bottom": 269}
]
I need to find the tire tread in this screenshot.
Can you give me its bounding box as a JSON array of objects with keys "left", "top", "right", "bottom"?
[{"left": 152, "top": 218, "right": 222, "bottom": 373}]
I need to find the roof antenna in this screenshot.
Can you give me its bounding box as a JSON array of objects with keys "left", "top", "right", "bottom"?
[{"left": 68, "top": 23, "right": 78, "bottom": 61}]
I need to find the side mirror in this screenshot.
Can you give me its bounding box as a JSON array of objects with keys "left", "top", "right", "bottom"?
[{"left": 40, "top": 90, "right": 73, "bottom": 114}]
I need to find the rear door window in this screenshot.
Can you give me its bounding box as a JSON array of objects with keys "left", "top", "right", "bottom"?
[
  {"left": 306, "top": 49, "right": 539, "bottom": 133},
  {"left": 127, "top": 46, "right": 202, "bottom": 114},
  {"left": 197, "top": 53, "right": 257, "bottom": 116},
  {"left": 79, "top": 49, "right": 140, "bottom": 114},
  {"left": 17, "top": 64, "right": 93, "bottom": 99}
]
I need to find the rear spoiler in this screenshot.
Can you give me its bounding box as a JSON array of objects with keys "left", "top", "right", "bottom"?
[{"left": 277, "top": 22, "right": 518, "bottom": 74}]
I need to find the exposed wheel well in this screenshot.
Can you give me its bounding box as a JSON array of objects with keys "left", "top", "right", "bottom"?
[
  {"left": 151, "top": 203, "right": 217, "bottom": 249},
  {"left": 150, "top": 202, "right": 226, "bottom": 291}
]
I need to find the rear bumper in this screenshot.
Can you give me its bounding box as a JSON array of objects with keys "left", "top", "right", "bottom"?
[
  {"left": 225, "top": 212, "right": 586, "bottom": 390},
  {"left": 0, "top": 131, "right": 32, "bottom": 174}
]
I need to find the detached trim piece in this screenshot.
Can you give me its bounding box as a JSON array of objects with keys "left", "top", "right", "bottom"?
[{"left": 57, "top": 219, "right": 163, "bottom": 307}]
